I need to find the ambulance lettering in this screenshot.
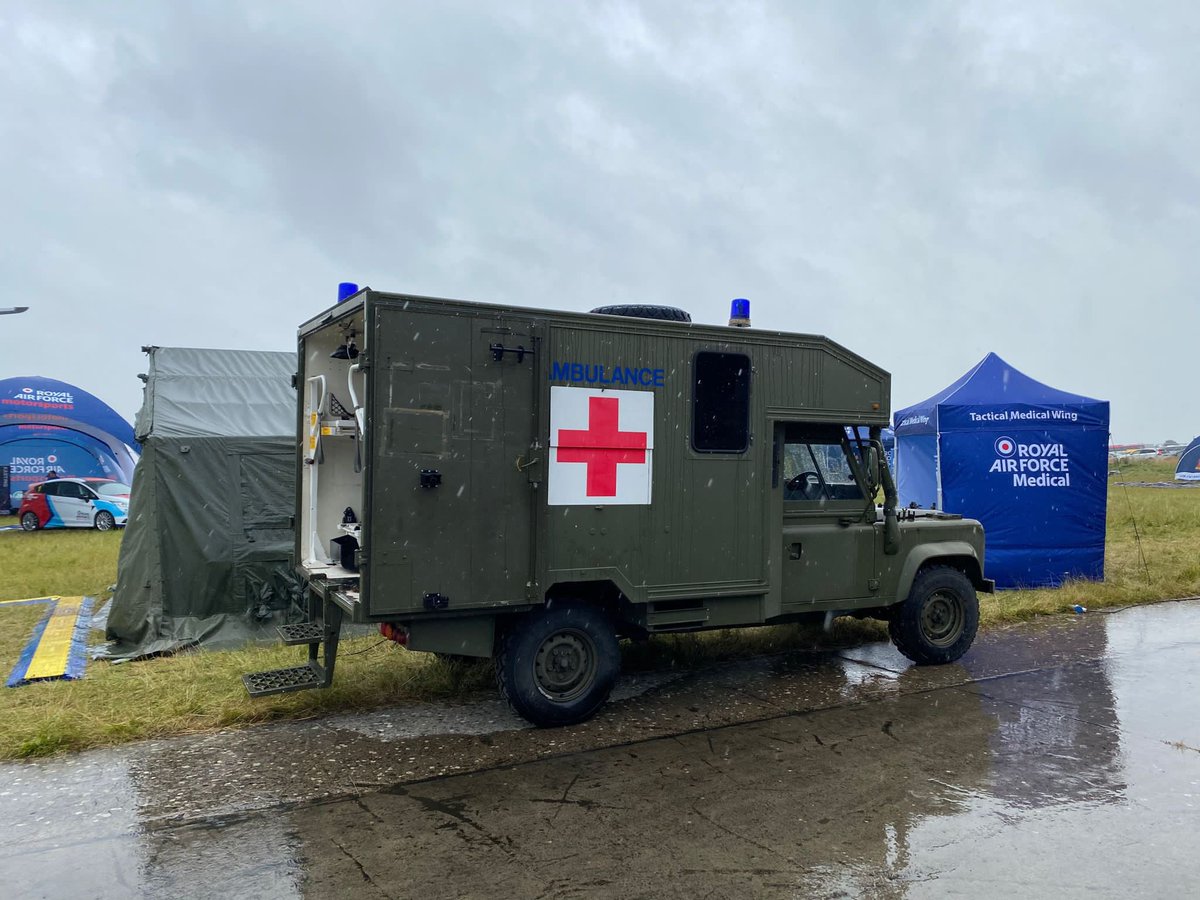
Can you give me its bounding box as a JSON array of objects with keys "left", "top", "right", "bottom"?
[
  {"left": 548, "top": 386, "right": 653, "bottom": 505},
  {"left": 550, "top": 361, "right": 665, "bottom": 387}
]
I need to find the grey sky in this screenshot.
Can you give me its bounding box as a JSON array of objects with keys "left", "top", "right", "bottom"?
[{"left": 2, "top": 1, "right": 1196, "bottom": 443}]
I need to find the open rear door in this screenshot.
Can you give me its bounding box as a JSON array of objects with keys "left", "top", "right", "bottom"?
[{"left": 365, "top": 306, "right": 538, "bottom": 617}]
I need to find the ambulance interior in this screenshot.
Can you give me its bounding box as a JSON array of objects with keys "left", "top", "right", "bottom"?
[{"left": 299, "top": 307, "right": 366, "bottom": 581}]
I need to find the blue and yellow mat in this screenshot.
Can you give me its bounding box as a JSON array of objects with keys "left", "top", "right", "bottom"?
[{"left": 3, "top": 596, "right": 94, "bottom": 687}]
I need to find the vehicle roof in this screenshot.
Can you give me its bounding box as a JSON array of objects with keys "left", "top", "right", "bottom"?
[{"left": 33, "top": 477, "right": 126, "bottom": 487}]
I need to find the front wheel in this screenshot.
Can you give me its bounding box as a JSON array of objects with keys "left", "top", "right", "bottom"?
[
  {"left": 94, "top": 510, "right": 116, "bottom": 532},
  {"left": 496, "top": 603, "right": 620, "bottom": 727},
  {"left": 889, "top": 566, "right": 979, "bottom": 665},
  {"left": 20, "top": 512, "right": 39, "bottom": 532}
]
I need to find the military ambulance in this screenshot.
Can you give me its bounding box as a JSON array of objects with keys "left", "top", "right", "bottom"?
[{"left": 244, "top": 289, "right": 993, "bottom": 726}]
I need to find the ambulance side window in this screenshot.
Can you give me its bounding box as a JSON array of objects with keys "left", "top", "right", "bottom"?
[
  {"left": 692, "top": 352, "right": 750, "bottom": 453},
  {"left": 782, "top": 425, "right": 866, "bottom": 503}
]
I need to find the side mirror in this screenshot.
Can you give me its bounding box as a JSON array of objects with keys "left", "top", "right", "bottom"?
[{"left": 865, "top": 446, "right": 881, "bottom": 490}]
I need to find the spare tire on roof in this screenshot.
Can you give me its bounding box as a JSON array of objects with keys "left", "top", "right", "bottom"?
[{"left": 589, "top": 304, "right": 692, "bottom": 323}]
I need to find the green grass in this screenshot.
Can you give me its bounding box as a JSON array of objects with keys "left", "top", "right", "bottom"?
[
  {"left": 0, "top": 518, "right": 122, "bottom": 599},
  {"left": 983, "top": 459, "right": 1200, "bottom": 623},
  {"left": 1, "top": 465, "right": 1197, "bottom": 760}
]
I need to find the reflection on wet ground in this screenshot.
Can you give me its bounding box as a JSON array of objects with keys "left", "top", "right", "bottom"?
[{"left": 2, "top": 600, "right": 1199, "bottom": 898}]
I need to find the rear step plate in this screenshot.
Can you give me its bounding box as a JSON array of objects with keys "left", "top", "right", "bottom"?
[
  {"left": 277, "top": 622, "right": 324, "bottom": 644},
  {"left": 243, "top": 662, "right": 325, "bottom": 697}
]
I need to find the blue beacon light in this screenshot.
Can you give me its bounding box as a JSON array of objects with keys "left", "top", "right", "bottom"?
[
  {"left": 729, "top": 298, "right": 751, "bottom": 327},
  {"left": 337, "top": 282, "right": 359, "bottom": 303}
]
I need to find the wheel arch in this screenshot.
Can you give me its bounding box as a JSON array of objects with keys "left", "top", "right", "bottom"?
[
  {"left": 896, "top": 542, "right": 988, "bottom": 601},
  {"left": 545, "top": 579, "right": 624, "bottom": 616}
]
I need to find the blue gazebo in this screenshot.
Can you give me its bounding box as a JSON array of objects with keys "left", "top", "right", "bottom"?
[{"left": 893, "top": 353, "right": 1110, "bottom": 589}]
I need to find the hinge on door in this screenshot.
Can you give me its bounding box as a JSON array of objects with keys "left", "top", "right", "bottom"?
[{"left": 489, "top": 343, "right": 534, "bottom": 363}]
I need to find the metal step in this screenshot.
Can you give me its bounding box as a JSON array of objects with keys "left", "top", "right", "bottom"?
[
  {"left": 242, "top": 662, "right": 325, "bottom": 698},
  {"left": 277, "top": 621, "right": 324, "bottom": 645}
]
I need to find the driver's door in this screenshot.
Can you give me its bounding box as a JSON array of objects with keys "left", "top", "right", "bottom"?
[
  {"left": 778, "top": 423, "right": 878, "bottom": 610},
  {"left": 53, "top": 481, "right": 92, "bottom": 527}
]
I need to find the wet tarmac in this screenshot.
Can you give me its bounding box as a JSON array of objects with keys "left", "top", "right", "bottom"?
[{"left": 2, "top": 600, "right": 1199, "bottom": 898}]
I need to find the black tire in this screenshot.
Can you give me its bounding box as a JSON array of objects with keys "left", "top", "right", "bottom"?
[
  {"left": 94, "top": 510, "right": 116, "bottom": 532},
  {"left": 888, "top": 566, "right": 979, "bottom": 665},
  {"left": 589, "top": 304, "right": 692, "bottom": 323},
  {"left": 495, "top": 603, "right": 620, "bottom": 727},
  {"left": 20, "top": 512, "right": 39, "bottom": 532}
]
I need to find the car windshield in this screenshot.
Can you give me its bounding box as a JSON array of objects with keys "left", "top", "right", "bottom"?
[{"left": 94, "top": 482, "right": 131, "bottom": 496}]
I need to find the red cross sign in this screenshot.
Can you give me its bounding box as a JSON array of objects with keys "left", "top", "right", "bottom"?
[{"left": 549, "top": 387, "right": 654, "bottom": 505}]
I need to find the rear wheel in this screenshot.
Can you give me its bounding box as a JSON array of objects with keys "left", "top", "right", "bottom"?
[
  {"left": 496, "top": 603, "right": 620, "bottom": 727},
  {"left": 94, "top": 510, "right": 116, "bottom": 532},
  {"left": 888, "top": 566, "right": 979, "bottom": 665},
  {"left": 20, "top": 512, "right": 39, "bottom": 532}
]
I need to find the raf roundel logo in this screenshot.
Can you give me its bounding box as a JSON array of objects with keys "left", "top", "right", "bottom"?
[
  {"left": 995, "top": 437, "right": 1016, "bottom": 457},
  {"left": 47, "top": 454, "right": 58, "bottom": 463},
  {"left": 21, "top": 388, "right": 32, "bottom": 394}
]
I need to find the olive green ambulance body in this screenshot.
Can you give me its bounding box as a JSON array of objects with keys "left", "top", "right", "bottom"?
[{"left": 244, "top": 290, "right": 993, "bottom": 726}]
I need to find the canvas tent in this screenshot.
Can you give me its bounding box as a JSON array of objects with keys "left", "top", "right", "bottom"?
[
  {"left": 0, "top": 375, "right": 138, "bottom": 511},
  {"left": 893, "top": 352, "right": 1110, "bottom": 589},
  {"left": 105, "top": 347, "right": 300, "bottom": 658},
  {"left": 1177, "top": 436, "right": 1200, "bottom": 481}
]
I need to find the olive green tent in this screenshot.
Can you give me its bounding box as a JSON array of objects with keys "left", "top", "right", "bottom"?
[{"left": 104, "top": 347, "right": 300, "bottom": 658}]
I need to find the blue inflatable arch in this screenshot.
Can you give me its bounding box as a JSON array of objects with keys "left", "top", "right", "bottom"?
[{"left": 0, "top": 376, "right": 138, "bottom": 504}]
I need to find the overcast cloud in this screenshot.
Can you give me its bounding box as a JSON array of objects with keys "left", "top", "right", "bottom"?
[{"left": 2, "top": 1, "right": 1196, "bottom": 442}]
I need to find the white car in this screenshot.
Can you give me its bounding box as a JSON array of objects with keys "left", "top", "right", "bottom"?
[{"left": 18, "top": 478, "right": 131, "bottom": 532}]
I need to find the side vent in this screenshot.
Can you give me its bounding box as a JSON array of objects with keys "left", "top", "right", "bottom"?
[{"left": 646, "top": 599, "right": 709, "bottom": 632}]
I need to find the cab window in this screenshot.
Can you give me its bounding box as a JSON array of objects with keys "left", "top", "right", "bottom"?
[{"left": 782, "top": 425, "right": 866, "bottom": 503}]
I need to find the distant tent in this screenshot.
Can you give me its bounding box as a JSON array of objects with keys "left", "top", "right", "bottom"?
[
  {"left": 1177, "top": 436, "right": 1200, "bottom": 481},
  {"left": 105, "top": 347, "right": 300, "bottom": 659},
  {"left": 893, "top": 353, "right": 1110, "bottom": 589},
  {"left": 0, "top": 376, "right": 138, "bottom": 510}
]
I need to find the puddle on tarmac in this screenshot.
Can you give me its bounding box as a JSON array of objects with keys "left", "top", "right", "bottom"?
[
  {"left": 0, "top": 751, "right": 301, "bottom": 898},
  {"left": 0, "top": 600, "right": 1197, "bottom": 897}
]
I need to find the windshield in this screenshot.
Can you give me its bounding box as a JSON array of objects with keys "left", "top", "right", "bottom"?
[{"left": 95, "top": 482, "right": 131, "bottom": 496}]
